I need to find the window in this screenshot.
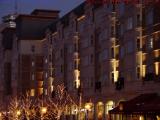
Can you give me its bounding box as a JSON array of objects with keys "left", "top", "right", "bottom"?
[
  {"left": 90, "top": 54, "right": 94, "bottom": 63},
  {"left": 49, "top": 54, "right": 52, "bottom": 62},
  {"left": 136, "top": 66, "right": 140, "bottom": 79},
  {"left": 120, "top": 46, "right": 125, "bottom": 58},
  {"left": 31, "top": 45, "right": 35, "bottom": 52},
  {"left": 60, "top": 49, "right": 63, "bottom": 58},
  {"left": 126, "top": 17, "right": 133, "bottom": 30},
  {"left": 31, "top": 61, "right": 35, "bottom": 67},
  {"left": 91, "top": 35, "right": 94, "bottom": 45},
  {"left": 45, "top": 72, "right": 48, "bottom": 78},
  {"left": 82, "top": 38, "right": 89, "bottom": 48},
  {"left": 61, "top": 65, "right": 63, "bottom": 73},
  {"left": 146, "top": 9, "right": 153, "bottom": 25},
  {"left": 32, "top": 74, "right": 34, "bottom": 80},
  {"left": 82, "top": 56, "right": 90, "bottom": 66},
  {"left": 68, "top": 45, "right": 73, "bottom": 53},
  {"left": 137, "top": 14, "right": 141, "bottom": 26},
  {"left": 119, "top": 2, "right": 124, "bottom": 16},
  {"left": 147, "top": 37, "right": 153, "bottom": 49},
  {"left": 111, "top": 72, "right": 114, "bottom": 83},
  {"left": 98, "top": 50, "right": 108, "bottom": 62},
  {"left": 68, "top": 62, "right": 73, "bottom": 71},
  {"left": 49, "top": 35, "right": 52, "bottom": 44},
  {"left": 106, "top": 101, "right": 114, "bottom": 115},
  {"left": 111, "top": 47, "right": 114, "bottom": 58},
  {"left": 120, "top": 24, "right": 124, "bottom": 35},
  {"left": 111, "top": 26, "right": 115, "bottom": 36},
  {"left": 30, "top": 89, "right": 35, "bottom": 97},
  {"left": 136, "top": 38, "right": 140, "bottom": 50},
  {"left": 44, "top": 89, "right": 47, "bottom": 95},
  {"left": 127, "top": 41, "right": 134, "bottom": 53}
]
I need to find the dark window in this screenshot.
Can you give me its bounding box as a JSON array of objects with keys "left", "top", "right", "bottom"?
[
  {"left": 137, "top": 67, "right": 140, "bottom": 79},
  {"left": 137, "top": 14, "right": 140, "bottom": 26},
  {"left": 111, "top": 47, "right": 114, "bottom": 58},
  {"left": 111, "top": 73, "right": 114, "bottom": 83},
  {"left": 91, "top": 35, "right": 94, "bottom": 45},
  {"left": 31, "top": 45, "right": 35, "bottom": 52},
  {"left": 90, "top": 54, "right": 94, "bottom": 63},
  {"left": 50, "top": 35, "right": 52, "bottom": 44},
  {"left": 92, "top": 9, "right": 95, "bottom": 22},
  {"left": 136, "top": 38, "right": 140, "bottom": 50},
  {"left": 49, "top": 54, "right": 52, "bottom": 62},
  {"left": 60, "top": 49, "right": 63, "bottom": 58},
  {"left": 61, "top": 65, "right": 63, "bottom": 73}
]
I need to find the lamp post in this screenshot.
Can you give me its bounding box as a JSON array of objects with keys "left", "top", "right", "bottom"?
[{"left": 40, "top": 107, "right": 47, "bottom": 120}]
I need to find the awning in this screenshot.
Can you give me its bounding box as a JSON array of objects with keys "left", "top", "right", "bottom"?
[{"left": 109, "top": 93, "right": 160, "bottom": 115}]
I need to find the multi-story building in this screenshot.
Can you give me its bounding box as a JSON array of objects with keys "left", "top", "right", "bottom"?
[
  {"left": 0, "top": 1, "right": 160, "bottom": 119},
  {"left": 43, "top": 1, "right": 160, "bottom": 120},
  {"left": 0, "top": 9, "right": 59, "bottom": 109}
]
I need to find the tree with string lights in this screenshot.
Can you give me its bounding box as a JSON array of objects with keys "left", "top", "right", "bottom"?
[
  {"left": 7, "top": 97, "right": 22, "bottom": 120},
  {"left": 21, "top": 92, "right": 37, "bottom": 120},
  {"left": 47, "top": 84, "right": 76, "bottom": 120}
]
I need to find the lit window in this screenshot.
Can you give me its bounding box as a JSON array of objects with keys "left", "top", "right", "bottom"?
[
  {"left": 32, "top": 74, "right": 34, "bottom": 80},
  {"left": 31, "top": 61, "right": 35, "bottom": 67},
  {"left": 38, "top": 88, "right": 43, "bottom": 95},
  {"left": 45, "top": 89, "right": 47, "bottom": 95},
  {"left": 30, "top": 89, "right": 35, "bottom": 96},
  {"left": 155, "top": 62, "right": 159, "bottom": 75},
  {"left": 45, "top": 72, "right": 48, "bottom": 78},
  {"left": 142, "top": 65, "right": 146, "bottom": 77},
  {"left": 148, "top": 37, "right": 153, "bottom": 49},
  {"left": 105, "top": 101, "right": 114, "bottom": 115},
  {"left": 45, "top": 59, "right": 48, "bottom": 63}
]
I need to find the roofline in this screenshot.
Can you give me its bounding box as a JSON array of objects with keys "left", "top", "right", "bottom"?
[
  {"left": 15, "top": 14, "right": 58, "bottom": 21},
  {"left": 31, "top": 9, "right": 60, "bottom": 14}
]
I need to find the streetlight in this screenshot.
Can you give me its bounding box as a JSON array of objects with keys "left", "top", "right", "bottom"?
[
  {"left": 16, "top": 110, "right": 21, "bottom": 120},
  {"left": 41, "top": 107, "right": 47, "bottom": 114},
  {"left": 16, "top": 110, "right": 21, "bottom": 116},
  {"left": 40, "top": 107, "right": 47, "bottom": 120}
]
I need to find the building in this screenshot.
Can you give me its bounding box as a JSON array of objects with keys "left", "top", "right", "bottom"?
[
  {"left": 43, "top": 1, "right": 160, "bottom": 120},
  {"left": 0, "top": 1, "right": 160, "bottom": 120},
  {"left": 0, "top": 9, "right": 59, "bottom": 109}
]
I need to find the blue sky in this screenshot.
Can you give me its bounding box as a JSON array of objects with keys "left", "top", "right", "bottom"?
[{"left": 0, "top": 0, "right": 85, "bottom": 22}]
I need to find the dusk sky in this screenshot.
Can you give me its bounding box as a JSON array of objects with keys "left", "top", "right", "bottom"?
[{"left": 0, "top": 0, "right": 85, "bottom": 22}]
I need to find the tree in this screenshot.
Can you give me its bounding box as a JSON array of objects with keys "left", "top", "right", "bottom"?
[
  {"left": 21, "top": 92, "right": 37, "bottom": 120},
  {"left": 7, "top": 97, "right": 22, "bottom": 120},
  {"left": 47, "top": 84, "right": 76, "bottom": 120}
]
